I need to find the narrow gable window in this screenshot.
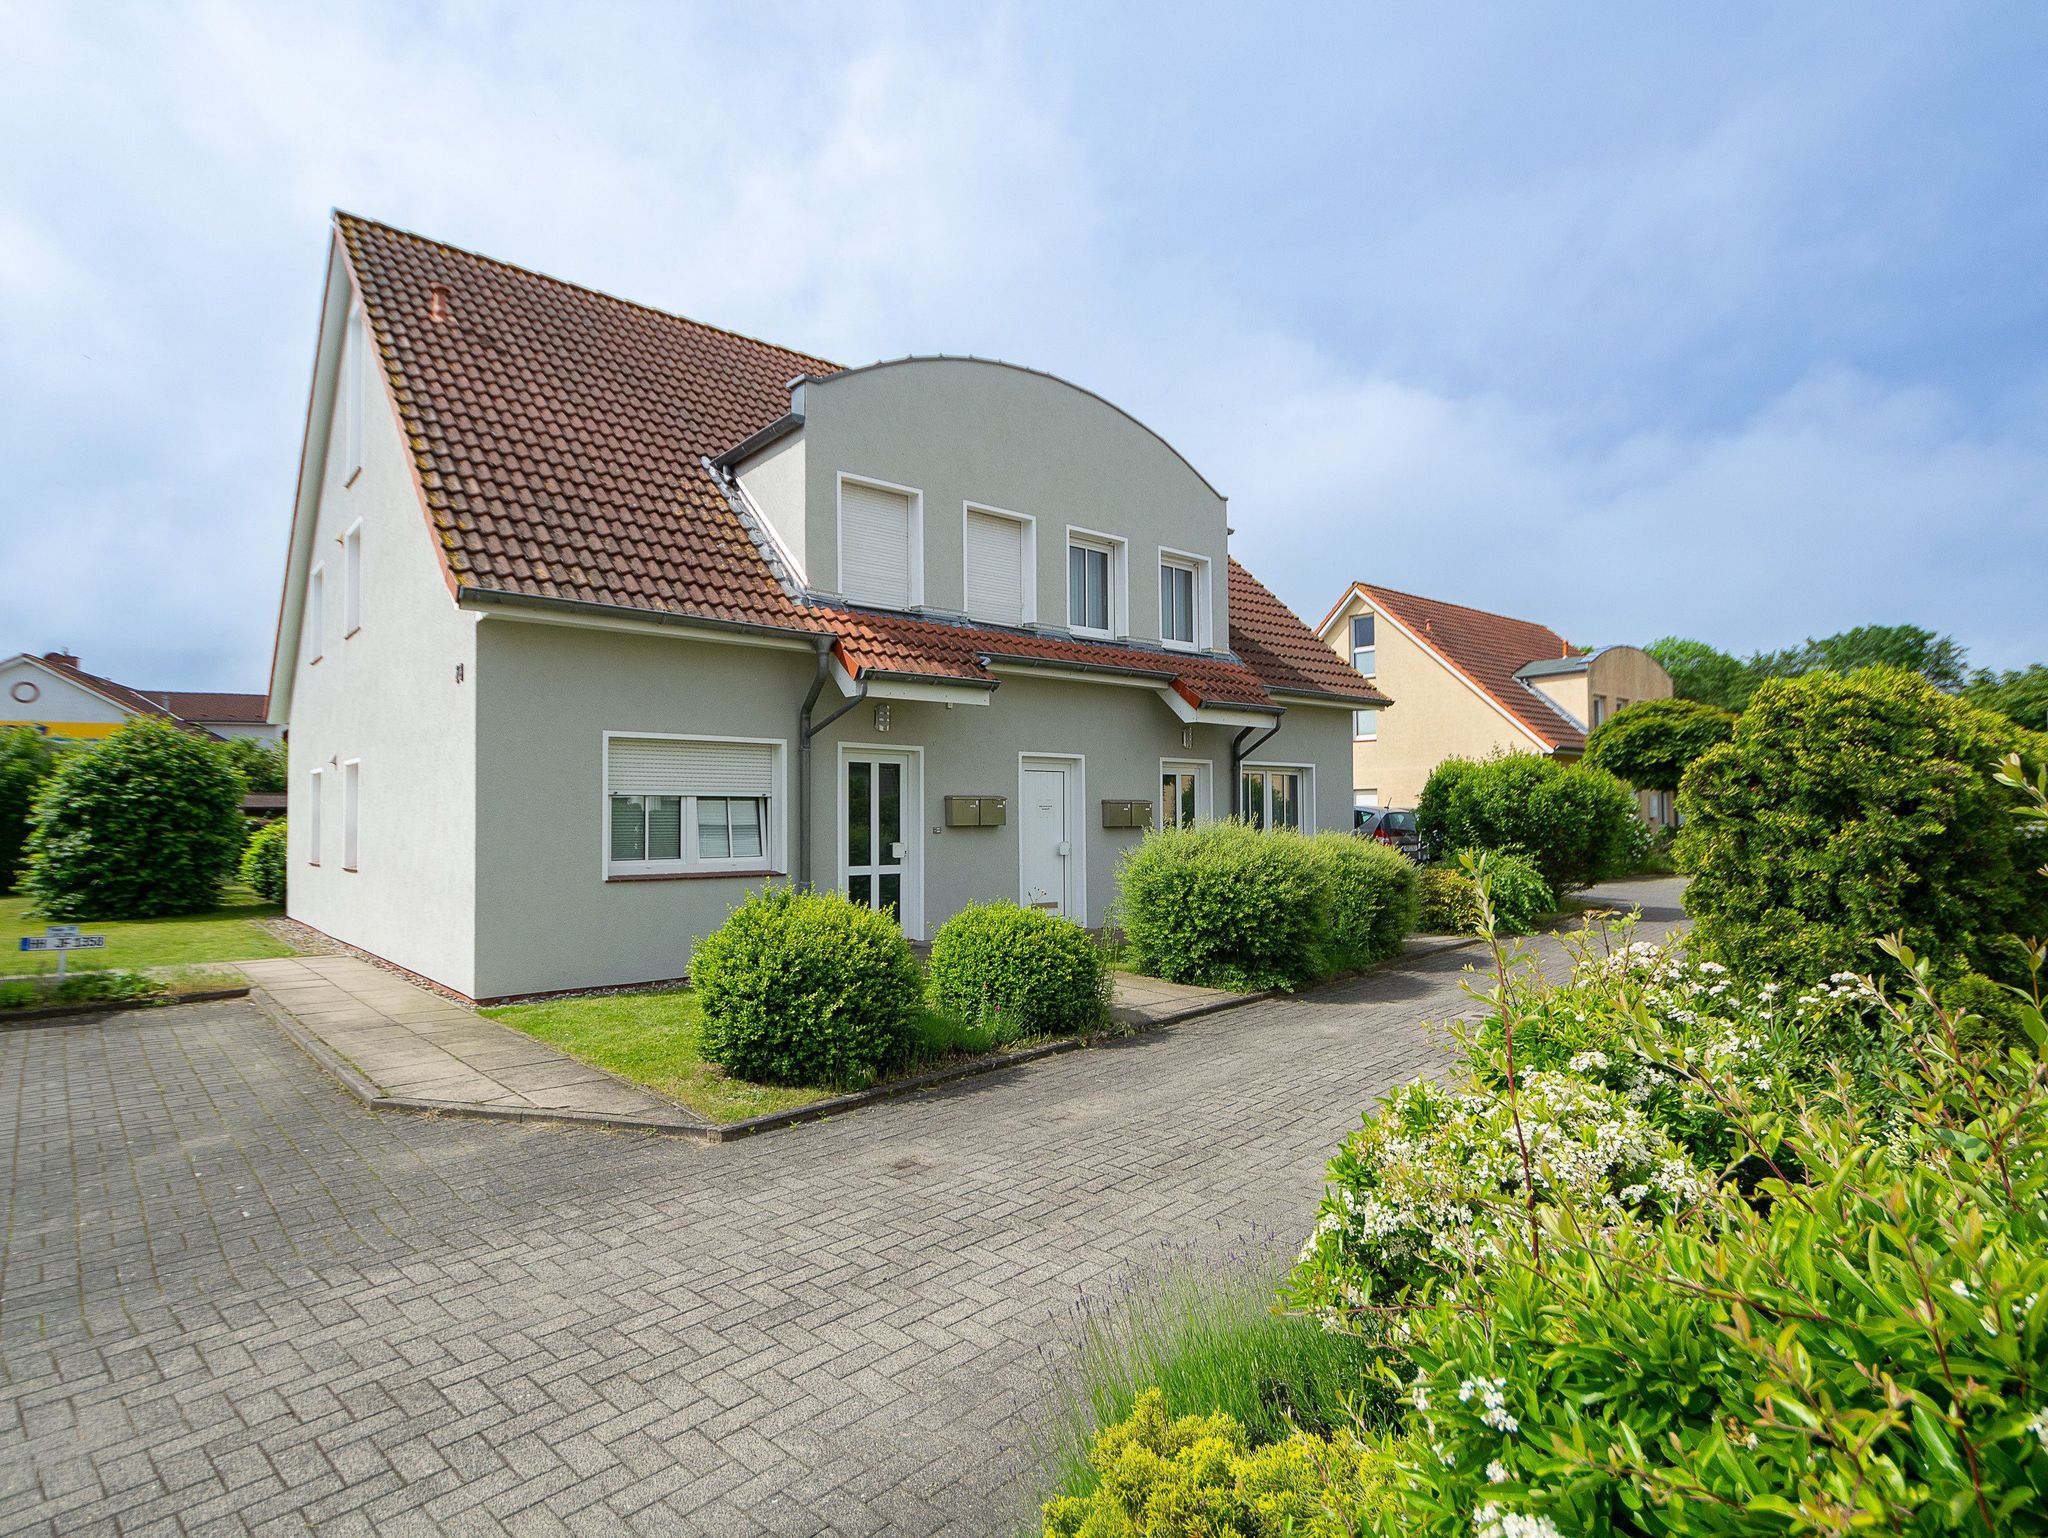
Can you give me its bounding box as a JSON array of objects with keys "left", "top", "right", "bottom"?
[
  {"left": 1353, "top": 708, "right": 1377, "bottom": 740},
  {"left": 1350, "top": 613, "right": 1376, "bottom": 677},
  {"left": 307, "top": 768, "right": 322, "bottom": 865},
  {"left": 964, "top": 507, "right": 1030, "bottom": 626},
  {"left": 307, "top": 565, "right": 325, "bottom": 664},
  {"left": 606, "top": 736, "right": 778, "bottom": 876},
  {"left": 343, "top": 522, "right": 363, "bottom": 637},
  {"left": 839, "top": 478, "right": 917, "bottom": 610},
  {"left": 342, "top": 760, "right": 360, "bottom": 871}
]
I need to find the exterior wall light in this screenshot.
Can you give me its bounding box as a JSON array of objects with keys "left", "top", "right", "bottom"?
[{"left": 874, "top": 703, "right": 892, "bottom": 733}]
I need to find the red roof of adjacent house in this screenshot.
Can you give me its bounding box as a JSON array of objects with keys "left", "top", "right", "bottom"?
[
  {"left": 1348, "top": 584, "right": 1588, "bottom": 752},
  {"left": 30, "top": 653, "right": 181, "bottom": 722},
  {"left": 136, "top": 691, "right": 269, "bottom": 723},
  {"left": 333, "top": 213, "right": 1375, "bottom": 711}
]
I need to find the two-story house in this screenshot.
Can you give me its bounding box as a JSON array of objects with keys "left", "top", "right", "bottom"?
[
  {"left": 267, "top": 215, "right": 1384, "bottom": 1001},
  {"left": 1314, "top": 582, "right": 1672, "bottom": 820}
]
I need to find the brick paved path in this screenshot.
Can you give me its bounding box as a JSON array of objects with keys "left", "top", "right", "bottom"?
[{"left": 0, "top": 881, "right": 1684, "bottom": 1537}]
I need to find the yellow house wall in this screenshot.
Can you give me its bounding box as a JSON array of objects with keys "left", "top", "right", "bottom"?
[
  {"left": 1526, "top": 671, "right": 1589, "bottom": 727},
  {"left": 1586, "top": 646, "right": 1673, "bottom": 724},
  {"left": 1330, "top": 590, "right": 1549, "bottom": 810}
]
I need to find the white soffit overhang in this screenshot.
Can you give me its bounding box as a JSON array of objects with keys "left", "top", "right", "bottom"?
[
  {"left": 1154, "top": 688, "right": 1281, "bottom": 730},
  {"left": 831, "top": 658, "right": 993, "bottom": 706}
]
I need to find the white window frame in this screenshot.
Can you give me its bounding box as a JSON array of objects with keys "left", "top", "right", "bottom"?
[
  {"left": 1159, "top": 757, "right": 1213, "bottom": 830},
  {"left": 1064, "top": 527, "right": 1126, "bottom": 639},
  {"left": 1156, "top": 547, "right": 1209, "bottom": 651},
  {"left": 1352, "top": 708, "right": 1378, "bottom": 741},
  {"left": 961, "top": 502, "right": 1036, "bottom": 626},
  {"left": 306, "top": 564, "right": 325, "bottom": 664},
  {"left": 1240, "top": 761, "right": 1315, "bottom": 833},
  {"left": 342, "top": 303, "right": 365, "bottom": 487},
  {"left": 342, "top": 520, "right": 363, "bottom": 638},
  {"left": 341, "top": 759, "right": 360, "bottom": 872},
  {"left": 306, "top": 767, "right": 322, "bottom": 865},
  {"left": 1349, "top": 612, "right": 1376, "bottom": 678},
  {"left": 836, "top": 742, "right": 926, "bottom": 939},
  {"left": 600, "top": 731, "right": 787, "bottom": 880},
  {"left": 1355, "top": 789, "right": 1380, "bottom": 810},
  {"left": 835, "top": 472, "right": 924, "bottom": 610},
  {"left": 1592, "top": 695, "right": 1607, "bottom": 727}
]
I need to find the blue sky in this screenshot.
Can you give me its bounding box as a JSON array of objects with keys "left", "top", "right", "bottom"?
[{"left": 2, "top": 1, "right": 2044, "bottom": 691}]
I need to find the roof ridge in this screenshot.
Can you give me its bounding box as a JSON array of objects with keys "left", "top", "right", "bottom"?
[
  {"left": 332, "top": 210, "right": 840, "bottom": 376},
  {"left": 1360, "top": 581, "right": 1567, "bottom": 645}
]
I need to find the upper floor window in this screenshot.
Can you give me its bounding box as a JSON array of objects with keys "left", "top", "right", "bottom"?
[
  {"left": 1353, "top": 708, "right": 1378, "bottom": 740},
  {"left": 343, "top": 521, "right": 363, "bottom": 637},
  {"left": 838, "top": 476, "right": 920, "bottom": 610},
  {"left": 1350, "top": 613, "right": 1376, "bottom": 677},
  {"left": 1067, "top": 531, "right": 1122, "bottom": 638},
  {"left": 1592, "top": 695, "right": 1607, "bottom": 727},
  {"left": 606, "top": 735, "right": 779, "bottom": 876},
  {"left": 964, "top": 506, "right": 1032, "bottom": 627},
  {"left": 306, "top": 565, "right": 325, "bottom": 664},
  {"left": 1159, "top": 553, "right": 1204, "bottom": 649}
]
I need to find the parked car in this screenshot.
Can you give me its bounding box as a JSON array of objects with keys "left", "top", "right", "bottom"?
[{"left": 1354, "top": 807, "right": 1429, "bottom": 862}]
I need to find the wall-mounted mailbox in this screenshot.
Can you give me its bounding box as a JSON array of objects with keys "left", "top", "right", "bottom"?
[
  {"left": 945, "top": 794, "right": 1008, "bottom": 828},
  {"left": 1101, "top": 799, "right": 1155, "bottom": 830}
]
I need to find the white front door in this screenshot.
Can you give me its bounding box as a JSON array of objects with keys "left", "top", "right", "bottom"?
[
  {"left": 843, "top": 751, "right": 918, "bottom": 933},
  {"left": 1021, "top": 765, "right": 1070, "bottom": 915}
]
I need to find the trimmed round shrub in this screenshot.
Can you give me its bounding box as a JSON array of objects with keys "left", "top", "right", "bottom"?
[
  {"left": 926, "top": 901, "right": 1109, "bottom": 1038},
  {"left": 1473, "top": 848, "right": 1554, "bottom": 935},
  {"left": 1416, "top": 753, "right": 1645, "bottom": 893},
  {"left": 1414, "top": 865, "right": 1481, "bottom": 934},
  {"left": 0, "top": 726, "right": 57, "bottom": 893},
  {"left": 23, "top": 718, "right": 246, "bottom": 919},
  {"left": 1116, "top": 821, "right": 1328, "bottom": 992},
  {"left": 1677, "top": 666, "right": 2048, "bottom": 990},
  {"left": 1583, "top": 696, "right": 1735, "bottom": 792},
  {"left": 691, "top": 887, "right": 922, "bottom": 1088},
  {"left": 1301, "top": 833, "right": 1417, "bottom": 971},
  {"left": 239, "top": 818, "right": 288, "bottom": 905}
]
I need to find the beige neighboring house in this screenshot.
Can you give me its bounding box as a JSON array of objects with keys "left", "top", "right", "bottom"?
[{"left": 1314, "top": 583, "right": 1675, "bottom": 823}]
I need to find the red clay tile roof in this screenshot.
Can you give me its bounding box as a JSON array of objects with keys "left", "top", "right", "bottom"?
[
  {"left": 334, "top": 213, "right": 1367, "bottom": 708},
  {"left": 1353, "top": 584, "right": 1588, "bottom": 752},
  {"left": 137, "top": 691, "right": 269, "bottom": 722},
  {"left": 29, "top": 654, "right": 181, "bottom": 722}
]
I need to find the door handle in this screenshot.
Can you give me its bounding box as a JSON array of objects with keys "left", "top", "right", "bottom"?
[
  {"left": 888, "top": 841, "right": 906, "bottom": 860},
  {"left": 1056, "top": 841, "right": 1072, "bottom": 857}
]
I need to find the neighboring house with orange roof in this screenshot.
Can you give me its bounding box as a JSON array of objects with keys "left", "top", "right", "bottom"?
[
  {"left": 1, "top": 650, "right": 280, "bottom": 745},
  {"left": 267, "top": 214, "right": 1384, "bottom": 1000},
  {"left": 1313, "top": 583, "right": 1672, "bottom": 821}
]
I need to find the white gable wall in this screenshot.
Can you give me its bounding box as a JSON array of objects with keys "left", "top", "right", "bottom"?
[
  {"left": 0, "top": 658, "right": 134, "bottom": 740},
  {"left": 282, "top": 267, "right": 481, "bottom": 995}
]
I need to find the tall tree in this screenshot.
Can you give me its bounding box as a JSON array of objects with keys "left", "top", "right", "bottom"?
[
  {"left": 1965, "top": 663, "right": 2048, "bottom": 735},
  {"left": 1646, "top": 637, "right": 1755, "bottom": 712},
  {"left": 1757, "top": 624, "right": 1969, "bottom": 693}
]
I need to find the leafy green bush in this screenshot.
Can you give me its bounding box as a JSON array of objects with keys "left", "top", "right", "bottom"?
[
  {"left": 1677, "top": 666, "right": 2048, "bottom": 991},
  {"left": 925, "top": 902, "right": 1110, "bottom": 1038},
  {"left": 1040, "top": 1390, "right": 1396, "bottom": 1538},
  {"left": 1466, "top": 849, "right": 1552, "bottom": 934},
  {"left": 1582, "top": 696, "right": 1735, "bottom": 792},
  {"left": 1300, "top": 834, "right": 1417, "bottom": 971},
  {"left": 1116, "top": 822, "right": 1328, "bottom": 991},
  {"left": 0, "top": 726, "right": 57, "bottom": 892},
  {"left": 1416, "top": 754, "right": 1645, "bottom": 893},
  {"left": 23, "top": 718, "right": 247, "bottom": 919},
  {"left": 218, "top": 736, "right": 287, "bottom": 794},
  {"left": 691, "top": 887, "right": 922, "bottom": 1088},
  {"left": 1414, "top": 866, "right": 1481, "bottom": 934},
  {"left": 238, "top": 818, "right": 288, "bottom": 905}
]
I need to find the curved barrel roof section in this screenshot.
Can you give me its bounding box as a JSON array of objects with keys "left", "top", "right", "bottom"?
[{"left": 799, "top": 356, "right": 1228, "bottom": 504}]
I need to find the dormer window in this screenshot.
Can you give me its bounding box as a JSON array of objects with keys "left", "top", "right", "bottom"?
[
  {"left": 964, "top": 505, "right": 1034, "bottom": 626},
  {"left": 1067, "top": 530, "right": 1123, "bottom": 638},
  {"left": 1158, "top": 550, "right": 1207, "bottom": 650},
  {"left": 838, "top": 475, "right": 922, "bottom": 610}
]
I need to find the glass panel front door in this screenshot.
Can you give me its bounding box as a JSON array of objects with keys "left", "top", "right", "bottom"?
[{"left": 845, "top": 754, "right": 910, "bottom": 925}]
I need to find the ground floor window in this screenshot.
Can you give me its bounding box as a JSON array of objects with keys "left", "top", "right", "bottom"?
[
  {"left": 1161, "top": 762, "right": 1207, "bottom": 829},
  {"left": 606, "top": 735, "right": 778, "bottom": 875},
  {"left": 1240, "top": 765, "right": 1309, "bottom": 831}
]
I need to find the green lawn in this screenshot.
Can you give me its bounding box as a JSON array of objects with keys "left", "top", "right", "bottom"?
[
  {"left": 484, "top": 989, "right": 1026, "bottom": 1125},
  {"left": 1, "top": 886, "right": 297, "bottom": 976}
]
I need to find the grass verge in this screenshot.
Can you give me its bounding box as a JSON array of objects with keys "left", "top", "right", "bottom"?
[
  {"left": 1030, "top": 1234, "right": 1387, "bottom": 1509},
  {"left": 1, "top": 886, "right": 295, "bottom": 975},
  {"left": 482, "top": 989, "right": 1037, "bottom": 1125}
]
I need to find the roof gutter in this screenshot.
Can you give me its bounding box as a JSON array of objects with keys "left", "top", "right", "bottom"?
[
  {"left": 708, "top": 412, "right": 804, "bottom": 473},
  {"left": 455, "top": 586, "right": 816, "bottom": 649},
  {"left": 976, "top": 650, "right": 1181, "bottom": 685}
]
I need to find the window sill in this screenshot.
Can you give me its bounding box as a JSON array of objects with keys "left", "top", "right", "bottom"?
[{"left": 607, "top": 869, "right": 785, "bottom": 884}]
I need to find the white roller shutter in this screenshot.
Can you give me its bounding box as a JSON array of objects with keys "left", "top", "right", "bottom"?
[
  {"left": 964, "top": 510, "right": 1025, "bottom": 626},
  {"left": 839, "top": 481, "right": 912, "bottom": 608},
  {"left": 608, "top": 738, "right": 776, "bottom": 798}
]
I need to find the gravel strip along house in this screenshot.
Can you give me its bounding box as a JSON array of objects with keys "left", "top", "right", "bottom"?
[{"left": 267, "top": 214, "right": 1384, "bottom": 1000}]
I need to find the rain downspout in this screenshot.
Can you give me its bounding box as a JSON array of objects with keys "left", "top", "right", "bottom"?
[
  {"left": 798, "top": 638, "right": 868, "bottom": 888},
  {"left": 1228, "top": 719, "right": 1283, "bottom": 816}
]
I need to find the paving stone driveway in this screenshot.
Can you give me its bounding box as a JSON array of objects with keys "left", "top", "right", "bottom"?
[{"left": 0, "top": 881, "right": 1684, "bottom": 1537}]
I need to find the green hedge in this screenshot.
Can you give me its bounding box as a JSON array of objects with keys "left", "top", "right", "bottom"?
[
  {"left": 1678, "top": 666, "right": 2048, "bottom": 990},
  {"left": 691, "top": 887, "right": 922, "bottom": 1088},
  {"left": 23, "top": 717, "right": 247, "bottom": 919},
  {"left": 1414, "top": 866, "right": 1480, "bottom": 935},
  {"left": 926, "top": 902, "right": 1109, "bottom": 1039},
  {"left": 239, "top": 819, "right": 288, "bottom": 905},
  {"left": 1115, "top": 822, "right": 1415, "bottom": 992},
  {"left": 1416, "top": 753, "right": 1644, "bottom": 893},
  {"left": 0, "top": 726, "right": 57, "bottom": 893},
  {"left": 1469, "top": 848, "right": 1553, "bottom": 935}
]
